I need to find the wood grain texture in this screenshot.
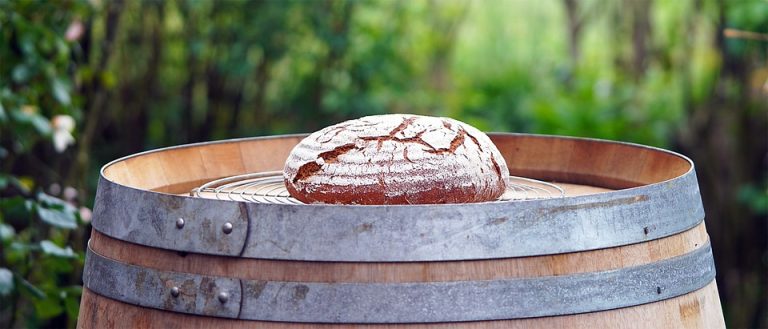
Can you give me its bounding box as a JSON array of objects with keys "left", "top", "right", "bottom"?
[
  {"left": 103, "top": 135, "right": 304, "bottom": 193},
  {"left": 80, "top": 134, "right": 724, "bottom": 328},
  {"left": 78, "top": 281, "right": 724, "bottom": 329},
  {"left": 102, "top": 134, "right": 692, "bottom": 194}
]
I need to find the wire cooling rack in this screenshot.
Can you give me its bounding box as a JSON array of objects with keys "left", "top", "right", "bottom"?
[{"left": 191, "top": 171, "right": 564, "bottom": 204}]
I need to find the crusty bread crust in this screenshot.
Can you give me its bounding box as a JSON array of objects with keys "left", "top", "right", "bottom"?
[{"left": 283, "top": 114, "right": 508, "bottom": 204}]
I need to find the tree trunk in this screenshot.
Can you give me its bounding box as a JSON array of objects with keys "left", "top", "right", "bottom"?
[
  {"left": 630, "top": 0, "right": 652, "bottom": 79},
  {"left": 674, "top": 0, "right": 768, "bottom": 327},
  {"left": 563, "top": 0, "right": 582, "bottom": 72},
  {"left": 67, "top": 0, "right": 124, "bottom": 189}
]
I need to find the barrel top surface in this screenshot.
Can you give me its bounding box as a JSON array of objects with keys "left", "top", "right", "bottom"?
[
  {"left": 100, "top": 133, "right": 696, "bottom": 196},
  {"left": 90, "top": 133, "right": 705, "bottom": 261}
]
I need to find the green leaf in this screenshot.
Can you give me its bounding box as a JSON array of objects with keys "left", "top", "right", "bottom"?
[
  {"left": 51, "top": 77, "right": 71, "bottom": 106},
  {"left": 18, "top": 31, "right": 37, "bottom": 55},
  {"left": 9, "top": 241, "right": 33, "bottom": 253},
  {"left": 0, "top": 196, "right": 34, "bottom": 220},
  {"left": 7, "top": 242, "right": 35, "bottom": 267},
  {"left": 34, "top": 292, "right": 64, "bottom": 319},
  {"left": 2, "top": 196, "right": 32, "bottom": 210},
  {"left": 62, "top": 288, "right": 84, "bottom": 321},
  {"left": 0, "top": 175, "right": 26, "bottom": 193},
  {"left": 0, "top": 268, "right": 12, "bottom": 296},
  {"left": 12, "top": 64, "right": 32, "bottom": 83},
  {"left": 0, "top": 101, "right": 6, "bottom": 122},
  {"left": 738, "top": 184, "right": 768, "bottom": 215},
  {"left": 9, "top": 109, "right": 52, "bottom": 136},
  {"left": 40, "top": 240, "right": 75, "bottom": 258},
  {"left": 36, "top": 206, "right": 77, "bottom": 229},
  {"left": 37, "top": 192, "right": 72, "bottom": 208},
  {"left": 30, "top": 113, "right": 53, "bottom": 136},
  {"left": 40, "top": 254, "right": 75, "bottom": 273},
  {"left": 37, "top": 193, "right": 78, "bottom": 229},
  {"left": 64, "top": 291, "right": 81, "bottom": 320},
  {"left": 0, "top": 223, "right": 15, "bottom": 242},
  {"left": 16, "top": 276, "right": 45, "bottom": 299}
]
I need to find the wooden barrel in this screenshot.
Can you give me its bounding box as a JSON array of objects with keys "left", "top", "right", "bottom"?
[{"left": 77, "top": 134, "right": 725, "bottom": 328}]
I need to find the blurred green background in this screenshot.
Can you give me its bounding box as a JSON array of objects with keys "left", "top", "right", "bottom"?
[{"left": 0, "top": 0, "right": 766, "bottom": 327}]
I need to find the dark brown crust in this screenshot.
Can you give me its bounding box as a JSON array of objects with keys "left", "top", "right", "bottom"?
[
  {"left": 286, "top": 180, "right": 491, "bottom": 205},
  {"left": 388, "top": 116, "right": 417, "bottom": 136},
  {"left": 425, "top": 127, "right": 466, "bottom": 155},
  {"left": 358, "top": 130, "right": 433, "bottom": 151},
  {"left": 466, "top": 131, "right": 482, "bottom": 149},
  {"left": 294, "top": 143, "right": 358, "bottom": 183},
  {"left": 292, "top": 161, "right": 322, "bottom": 184},
  {"left": 490, "top": 154, "right": 503, "bottom": 182},
  {"left": 318, "top": 143, "right": 357, "bottom": 164}
]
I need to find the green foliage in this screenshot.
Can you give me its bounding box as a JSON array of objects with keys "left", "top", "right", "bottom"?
[
  {"left": 0, "top": 0, "right": 766, "bottom": 327},
  {"left": 739, "top": 182, "right": 768, "bottom": 215},
  {"left": 36, "top": 193, "right": 79, "bottom": 229},
  {"left": 0, "top": 268, "right": 12, "bottom": 296},
  {"left": 0, "top": 0, "right": 90, "bottom": 327}
]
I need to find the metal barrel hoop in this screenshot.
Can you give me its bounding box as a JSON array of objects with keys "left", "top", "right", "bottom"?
[
  {"left": 83, "top": 241, "right": 716, "bottom": 323},
  {"left": 91, "top": 166, "right": 704, "bottom": 261}
]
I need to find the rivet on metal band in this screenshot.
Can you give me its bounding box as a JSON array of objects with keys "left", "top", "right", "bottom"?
[
  {"left": 222, "top": 222, "right": 233, "bottom": 235},
  {"left": 83, "top": 242, "right": 716, "bottom": 323},
  {"left": 83, "top": 245, "right": 242, "bottom": 319}
]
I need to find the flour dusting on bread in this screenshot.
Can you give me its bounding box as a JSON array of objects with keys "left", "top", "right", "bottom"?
[{"left": 283, "top": 114, "right": 508, "bottom": 204}]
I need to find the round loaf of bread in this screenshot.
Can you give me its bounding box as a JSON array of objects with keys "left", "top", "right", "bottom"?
[{"left": 283, "top": 114, "right": 509, "bottom": 205}]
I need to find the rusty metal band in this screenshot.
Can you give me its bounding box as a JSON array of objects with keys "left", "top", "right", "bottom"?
[
  {"left": 83, "top": 241, "right": 716, "bottom": 323},
  {"left": 91, "top": 166, "right": 704, "bottom": 262}
]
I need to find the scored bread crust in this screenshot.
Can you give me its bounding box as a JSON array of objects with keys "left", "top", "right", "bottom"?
[{"left": 283, "top": 114, "right": 509, "bottom": 205}]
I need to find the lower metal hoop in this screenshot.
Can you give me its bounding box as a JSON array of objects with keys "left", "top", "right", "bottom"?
[{"left": 83, "top": 242, "right": 715, "bottom": 323}]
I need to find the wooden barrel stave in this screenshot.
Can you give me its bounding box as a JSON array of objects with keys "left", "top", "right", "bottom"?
[
  {"left": 77, "top": 134, "right": 725, "bottom": 328},
  {"left": 87, "top": 224, "right": 709, "bottom": 283}
]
